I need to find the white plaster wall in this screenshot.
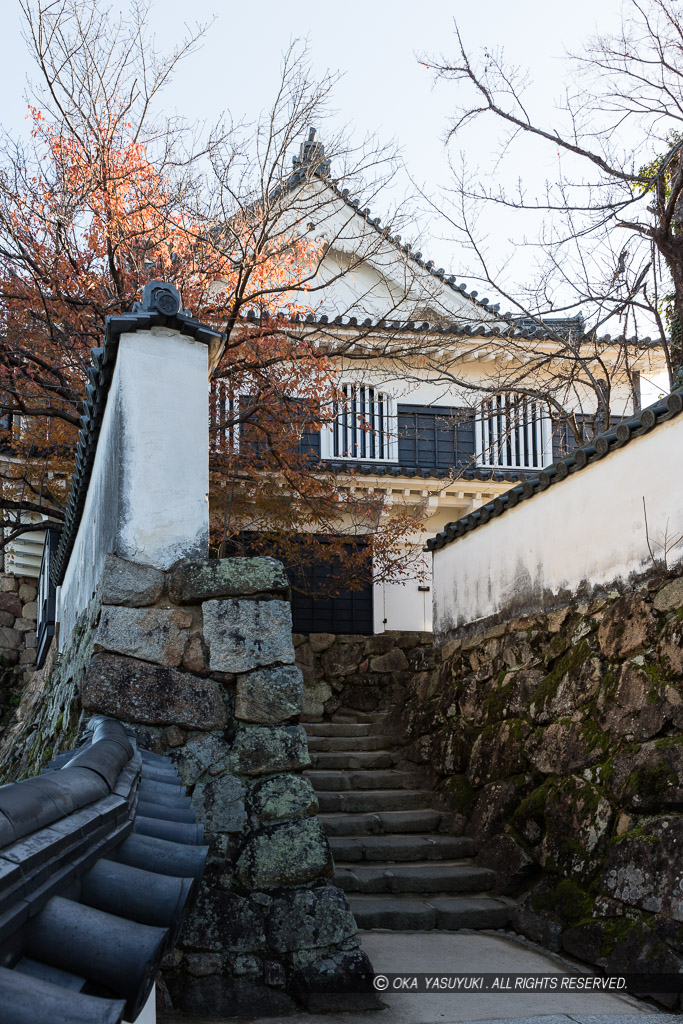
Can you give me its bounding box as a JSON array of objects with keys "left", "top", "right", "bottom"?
[
  {"left": 433, "top": 413, "right": 683, "bottom": 637},
  {"left": 58, "top": 327, "right": 209, "bottom": 646}
]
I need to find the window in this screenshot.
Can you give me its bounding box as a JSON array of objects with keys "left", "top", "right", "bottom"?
[
  {"left": 475, "top": 394, "right": 553, "bottom": 470},
  {"left": 210, "top": 383, "right": 321, "bottom": 460},
  {"left": 210, "top": 380, "right": 238, "bottom": 453},
  {"left": 321, "top": 383, "right": 397, "bottom": 462}
]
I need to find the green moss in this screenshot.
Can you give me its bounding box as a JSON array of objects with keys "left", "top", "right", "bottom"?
[
  {"left": 439, "top": 774, "right": 475, "bottom": 816},
  {"left": 554, "top": 878, "right": 596, "bottom": 923},
  {"left": 624, "top": 762, "right": 677, "bottom": 797},
  {"left": 532, "top": 640, "right": 591, "bottom": 711},
  {"left": 579, "top": 717, "right": 610, "bottom": 755}
]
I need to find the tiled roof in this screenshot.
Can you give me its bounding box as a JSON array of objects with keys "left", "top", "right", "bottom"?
[
  {"left": 319, "top": 459, "right": 526, "bottom": 483},
  {"left": 427, "top": 388, "right": 683, "bottom": 552},
  {"left": 0, "top": 716, "right": 207, "bottom": 1023},
  {"left": 245, "top": 308, "right": 658, "bottom": 347}
]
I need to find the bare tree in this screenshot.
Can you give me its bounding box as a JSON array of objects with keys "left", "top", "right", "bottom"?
[{"left": 423, "top": 0, "right": 683, "bottom": 410}]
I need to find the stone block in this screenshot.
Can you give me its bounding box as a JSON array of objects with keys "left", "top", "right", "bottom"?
[
  {"left": 308, "top": 633, "right": 335, "bottom": 654},
  {"left": 19, "top": 649, "right": 36, "bottom": 665},
  {"left": 21, "top": 602, "right": 37, "bottom": 619},
  {"left": 597, "top": 593, "right": 655, "bottom": 658},
  {"left": 303, "top": 680, "right": 332, "bottom": 718},
  {"left": 467, "top": 719, "right": 530, "bottom": 785},
  {"left": 13, "top": 618, "right": 35, "bottom": 632},
  {"left": 653, "top": 577, "right": 683, "bottom": 612},
  {"left": 182, "top": 888, "right": 266, "bottom": 952},
  {"left": 235, "top": 665, "right": 303, "bottom": 723},
  {"left": 475, "top": 834, "right": 534, "bottom": 896},
  {"left": 0, "top": 610, "right": 14, "bottom": 628},
  {"left": 228, "top": 723, "right": 310, "bottom": 776},
  {"left": 0, "top": 577, "right": 17, "bottom": 593},
  {"left": 18, "top": 583, "right": 36, "bottom": 603},
  {"left": 24, "top": 631, "right": 37, "bottom": 650},
  {"left": 527, "top": 718, "right": 606, "bottom": 774},
  {"left": 607, "top": 737, "right": 683, "bottom": 810},
  {"left": 203, "top": 599, "right": 295, "bottom": 673},
  {"left": 0, "top": 593, "right": 22, "bottom": 618},
  {"left": 169, "top": 557, "right": 289, "bottom": 604},
  {"left": 321, "top": 643, "right": 361, "bottom": 677},
  {"left": 94, "top": 605, "right": 192, "bottom": 667},
  {"left": 171, "top": 733, "right": 229, "bottom": 785},
  {"left": 83, "top": 653, "right": 226, "bottom": 730},
  {"left": 193, "top": 775, "right": 247, "bottom": 833},
  {"left": 597, "top": 663, "right": 667, "bottom": 740},
  {"left": 251, "top": 774, "right": 318, "bottom": 823},
  {"left": 182, "top": 634, "right": 207, "bottom": 674},
  {"left": 369, "top": 648, "right": 408, "bottom": 672},
  {"left": 602, "top": 819, "right": 683, "bottom": 919},
  {"left": 100, "top": 554, "right": 164, "bottom": 607},
  {"left": 170, "top": 975, "right": 296, "bottom": 1018},
  {"left": 235, "top": 816, "right": 333, "bottom": 889},
  {"left": 0, "top": 625, "right": 22, "bottom": 650},
  {"left": 185, "top": 952, "right": 223, "bottom": 977},
  {"left": 266, "top": 886, "right": 357, "bottom": 953},
  {"left": 291, "top": 949, "right": 380, "bottom": 1012}
]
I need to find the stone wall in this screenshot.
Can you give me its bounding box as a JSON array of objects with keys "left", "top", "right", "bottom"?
[
  {"left": 0, "top": 572, "right": 39, "bottom": 747},
  {"left": 394, "top": 568, "right": 683, "bottom": 1002},
  {"left": 295, "top": 629, "right": 434, "bottom": 720},
  {"left": 0, "top": 554, "right": 376, "bottom": 1014}
]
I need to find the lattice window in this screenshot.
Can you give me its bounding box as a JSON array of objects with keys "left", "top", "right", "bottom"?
[
  {"left": 475, "top": 394, "right": 553, "bottom": 470},
  {"left": 210, "top": 380, "right": 239, "bottom": 453},
  {"left": 321, "top": 383, "right": 397, "bottom": 462}
]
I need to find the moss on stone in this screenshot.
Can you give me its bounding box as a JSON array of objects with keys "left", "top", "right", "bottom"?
[
  {"left": 439, "top": 774, "right": 475, "bottom": 816},
  {"left": 532, "top": 640, "right": 592, "bottom": 712}
]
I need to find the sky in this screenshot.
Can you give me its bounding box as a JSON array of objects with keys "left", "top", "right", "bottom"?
[
  {"left": 0, "top": 0, "right": 628, "bottom": 273},
  {"left": 0, "top": 0, "right": 666, "bottom": 399}
]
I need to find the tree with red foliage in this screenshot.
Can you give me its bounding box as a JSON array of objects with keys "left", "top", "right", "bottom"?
[{"left": 0, "top": 0, "right": 428, "bottom": 594}]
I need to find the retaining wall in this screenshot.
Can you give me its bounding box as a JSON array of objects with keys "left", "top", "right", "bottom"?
[{"left": 393, "top": 566, "right": 683, "bottom": 1002}]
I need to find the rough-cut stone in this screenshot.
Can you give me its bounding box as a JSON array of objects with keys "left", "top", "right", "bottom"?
[
  {"left": 0, "top": 593, "right": 22, "bottom": 618},
  {"left": 0, "top": 626, "right": 22, "bottom": 650},
  {"left": 181, "top": 634, "right": 207, "bottom": 674},
  {"left": 266, "top": 886, "right": 357, "bottom": 953},
  {"left": 321, "top": 643, "right": 361, "bottom": 678},
  {"left": 229, "top": 723, "right": 310, "bottom": 776},
  {"left": 169, "top": 558, "right": 289, "bottom": 604},
  {"left": 0, "top": 610, "right": 14, "bottom": 628},
  {"left": 538, "top": 776, "right": 614, "bottom": 875},
  {"left": 83, "top": 654, "right": 226, "bottom": 730},
  {"left": 657, "top": 619, "right": 683, "bottom": 677},
  {"left": 475, "top": 834, "right": 534, "bottom": 896},
  {"left": 172, "top": 734, "right": 228, "bottom": 785},
  {"left": 598, "top": 663, "right": 667, "bottom": 740},
  {"left": 183, "top": 889, "right": 266, "bottom": 953},
  {"left": 369, "top": 648, "right": 408, "bottom": 672},
  {"left": 203, "top": 599, "right": 294, "bottom": 673},
  {"left": 235, "top": 817, "right": 332, "bottom": 889},
  {"left": 602, "top": 818, "right": 683, "bottom": 918},
  {"left": 234, "top": 665, "right": 303, "bottom": 723},
  {"left": 251, "top": 774, "right": 318, "bottom": 823},
  {"left": 99, "top": 553, "right": 164, "bottom": 607},
  {"left": 527, "top": 718, "right": 606, "bottom": 774},
  {"left": 193, "top": 774, "right": 247, "bottom": 833},
  {"left": 653, "top": 577, "right": 683, "bottom": 612},
  {"left": 94, "top": 605, "right": 191, "bottom": 666},
  {"left": 18, "top": 583, "right": 36, "bottom": 603},
  {"left": 467, "top": 779, "right": 530, "bottom": 845},
  {"left": 302, "top": 679, "right": 332, "bottom": 718},
  {"left": 21, "top": 602, "right": 37, "bottom": 619},
  {"left": 467, "top": 719, "right": 530, "bottom": 785},
  {"left": 184, "top": 952, "right": 223, "bottom": 977},
  {"left": 308, "top": 633, "right": 335, "bottom": 654},
  {"left": 597, "top": 593, "right": 655, "bottom": 658},
  {"left": 291, "top": 949, "right": 380, "bottom": 1012},
  {"left": 607, "top": 738, "right": 683, "bottom": 810},
  {"left": 169, "top": 974, "right": 297, "bottom": 1017}
]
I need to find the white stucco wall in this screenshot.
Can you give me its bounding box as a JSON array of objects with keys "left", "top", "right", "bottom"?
[
  {"left": 433, "top": 412, "right": 683, "bottom": 637},
  {"left": 57, "top": 327, "right": 209, "bottom": 645}
]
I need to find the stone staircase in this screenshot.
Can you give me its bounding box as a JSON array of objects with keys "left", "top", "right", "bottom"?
[{"left": 304, "top": 710, "right": 513, "bottom": 931}]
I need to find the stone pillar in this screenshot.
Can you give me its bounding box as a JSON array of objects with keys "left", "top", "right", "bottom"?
[{"left": 81, "top": 555, "right": 377, "bottom": 1014}]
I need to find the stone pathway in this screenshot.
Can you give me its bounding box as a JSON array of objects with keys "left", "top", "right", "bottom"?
[{"left": 304, "top": 709, "right": 513, "bottom": 930}]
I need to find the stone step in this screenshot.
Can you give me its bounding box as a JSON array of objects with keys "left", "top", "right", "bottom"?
[
  {"left": 330, "top": 710, "right": 389, "bottom": 723},
  {"left": 306, "top": 735, "right": 390, "bottom": 753},
  {"left": 334, "top": 860, "right": 495, "bottom": 895},
  {"left": 329, "top": 834, "right": 475, "bottom": 863},
  {"left": 347, "top": 895, "right": 512, "bottom": 931},
  {"left": 317, "top": 789, "right": 435, "bottom": 814},
  {"left": 309, "top": 750, "right": 396, "bottom": 770},
  {"left": 304, "top": 723, "right": 375, "bottom": 737},
  {"left": 305, "top": 769, "right": 425, "bottom": 792},
  {"left": 319, "top": 809, "right": 443, "bottom": 836}
]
